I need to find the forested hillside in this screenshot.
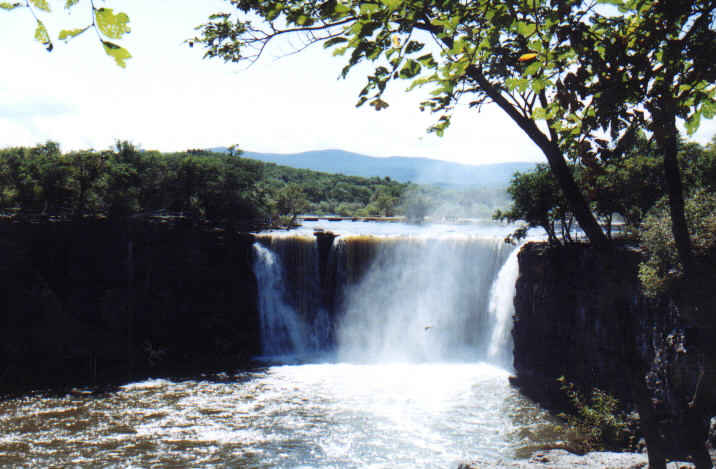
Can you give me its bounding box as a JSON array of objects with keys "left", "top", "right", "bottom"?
[{"left": 0, "top": 142, "right": 510, "bottom": 227}]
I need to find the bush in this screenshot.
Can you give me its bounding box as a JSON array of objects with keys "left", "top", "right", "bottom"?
[{"left": 557, "top": 376, "right": 636, "bottom": 453}]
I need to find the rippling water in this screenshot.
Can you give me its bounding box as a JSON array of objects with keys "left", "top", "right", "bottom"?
[{"left": 0, "top": 363, "right": 561, "bottom": 468}]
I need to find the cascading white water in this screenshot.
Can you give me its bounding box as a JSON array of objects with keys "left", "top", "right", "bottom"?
[
  {"left": 253, "top": 229, "right": 518, "bottom": 365},
  {"left": 253, "top": 243, "right": 308, "bottom": 356},
  {"left": 253, "top": 235, "right": 332, "bottom": 357},
  {"left": 486, "top": 244, "right": 522, "bottom": 368},
  {"left": 335, "top": 235, "right": 514, "bottom": 363}
]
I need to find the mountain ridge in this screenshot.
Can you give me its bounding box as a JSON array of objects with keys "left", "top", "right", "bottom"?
[{"left": 210, "top": 148, "right": 537, "bottom": 186}]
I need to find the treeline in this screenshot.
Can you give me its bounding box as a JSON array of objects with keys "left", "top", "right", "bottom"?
[
  {"left": 0, "top": 142, "right": 407, "bottom": 226},
  {"left": 259, "top": 162, "right": 510, "bottom": 221},
  {"left": 258, "top": 162, "right": 405, "bottom": 218},
  {"left": 0, "top": 142, "right": 267, "bottom": 225},
  {"left": 0, "top": 142, "right": 512, "bottom": 227}
]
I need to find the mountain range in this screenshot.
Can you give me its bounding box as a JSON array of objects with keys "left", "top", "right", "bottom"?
[{"left": 211, "top": 148, "right": 537, "bottom": 186}]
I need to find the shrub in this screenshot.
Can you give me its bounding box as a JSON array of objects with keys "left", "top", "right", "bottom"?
[{"left": 557, "top": 376, "right": 636, "bottom": 453}]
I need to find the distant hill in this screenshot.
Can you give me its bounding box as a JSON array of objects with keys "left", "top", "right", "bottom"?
[{"left": 210, "top": 148, "right": 536, "bottom": 186}]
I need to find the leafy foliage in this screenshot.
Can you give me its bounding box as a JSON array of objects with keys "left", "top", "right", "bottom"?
[
  {"left": 493, "top": 164, "right": 573, "bottom": 245},
  {"left": 557, "top": 376, "right": 635, "bottom": 453},
  {"left": 496, "top": 138, "right": 716, "bottom": 245},
  {"left": 276, "top": 183, "right": 309, "bottom": 228},
  {"left": 0, "top": 142, "right": 267, "bottom": 223},
  {"left": 3, "top": 0, "right": 131, "bottom": 66},
  {"left": 639, "top": 189, "right": 716, "bottom": 298}
]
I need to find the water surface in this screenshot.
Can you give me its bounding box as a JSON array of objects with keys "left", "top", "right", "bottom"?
[{"left": 0, "top": 363, "right": 562, "bottom": 468}]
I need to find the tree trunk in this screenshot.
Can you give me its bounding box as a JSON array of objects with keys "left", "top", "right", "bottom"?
[
  {"left": 651, "top": 98, "right": 714, "bottom": 468},
  {"left": 657, "top": 113, "right": 697, "bottom": 280},
  {"left": 465, "top": 66, "right": 609, "bottom": 249}
]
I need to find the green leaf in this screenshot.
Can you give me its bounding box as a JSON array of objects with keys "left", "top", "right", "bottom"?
[
  {"left": 95, "top": 8, "right": 131, "bottom": 39},
  {"left": 102, "top": 40, "right": 132, "bottom": 68},
  {"left": 324, "top": 37, "right": 348, "bottom": 48},
  {"left": 399, "top": 59, "right": 421, "bottom": 79},
  {"left": 29, "top": 0, "right": 50, "bottom": 12},
  {"left": 516, "top": 21, "right": 536, "bottom": 37},
  {"left": 333, "top": 2, "right": 351, "bottom": 15},
  {"left": 359, "top": 3, "right": 379, "bottom": 15},
  {"left": 531, "top": 78, "right": 546, "bottom": 93},
  {"left": 64, "top": 0, "right": 79, "bottom": 8},
  {"left": 532, "top": 107, "right": 547, "bottom": 120},
  {"left": 685, "top": 110, "right": 701, "bottom": 136},
  {"left": 700, "top": 99, "right": 715, "bottom": 119},
  {"left": 416, "top": 53, "right": 437, "bottom": 68},
  {"left": 506, "top": 77, "right": 529, "bottom": 92},
  {"left": 523, "top": 61, "right": 542, "bottom": 76},
  {"left": 34, "top": 20, "right": 53, "bottom": 52},
  {"left": 59, "top": 26, "right": 90, "bottom": 42},
  {"left": 450, "top": 38, "right": 466, "bottom": 55},
  {"left": 0, "top": 2, "right": 22, "bottom": 10},
  {"left": 379, "top": 0, "right": 401, "bottom": 8}
]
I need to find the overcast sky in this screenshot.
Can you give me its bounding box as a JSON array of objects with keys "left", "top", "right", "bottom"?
[{"left": 1, "top": 1, "right": 713, "bottom": 166}]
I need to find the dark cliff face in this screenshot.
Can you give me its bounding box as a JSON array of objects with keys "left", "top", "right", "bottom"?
[
  {"left": 0, "top": 218, "right": 260, "bottom": 393},
  {"left": 512, "top": 241, "right": 714, "bottom": 454}
]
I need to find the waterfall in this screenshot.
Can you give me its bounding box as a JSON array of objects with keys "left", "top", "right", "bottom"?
[
  {"left": 335, "top": 235, "right": 514, "bottom": 363},
  {"left": 486, "top": 244, "right": 521, "bottom": 368},
  {"left": 253, "top": 243, "right": 307, "bottom": 356},
  {"left": 253, "top": 236, "right": 331, "bottom": 357},
  {"left": 252, "top": 230, "right": 518, "bottom": 365}
]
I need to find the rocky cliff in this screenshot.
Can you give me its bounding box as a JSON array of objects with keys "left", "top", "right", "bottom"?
[
  {"left": 0, "top": 217, "right": 260, "bottom": 392},
  {"left": 511, "top": 241, "right": 714, "bottom": 457}
]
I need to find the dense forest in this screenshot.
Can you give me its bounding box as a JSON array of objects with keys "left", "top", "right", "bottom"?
[{"left": 0, "top": 141, "right": 510, "bottom": 228}]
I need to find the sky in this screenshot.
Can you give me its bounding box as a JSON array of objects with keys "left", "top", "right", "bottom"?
[{"left": 1, "top": 0, "right": 714, "bottom": 167}]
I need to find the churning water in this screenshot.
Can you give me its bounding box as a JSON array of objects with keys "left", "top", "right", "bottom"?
[
  {"left": 0, "top": 222, "right": 563, "bottom": 468},
  {"left": 0, "top": 365, "right": 560, "bottom": 468}
]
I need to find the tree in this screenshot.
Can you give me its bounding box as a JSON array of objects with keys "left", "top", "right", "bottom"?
[
  {"left": 576, "top": 6, "right": 716, "bottom": 465},
  {"left": 276, "top": 183, "right": 309, "bottom": 228},
  {"left": 590, "top": 134, "right": 664, "bottom": 233},
  {"left": 569, "top": 0, "right": 715, "bottom": 294},
  {"left": 494, "top": 164, "right": 572, "bottom": 245},
  {"left": 65, "top": 150, "right": 108, "bottom": 214}
]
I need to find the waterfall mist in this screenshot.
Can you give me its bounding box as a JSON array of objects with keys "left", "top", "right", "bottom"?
[
  {"left": 335, "top": 235, "right": 513, "bottom": 363},
  {"left": 252, "top": 226, "right": 519, "bottom": 367}
]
